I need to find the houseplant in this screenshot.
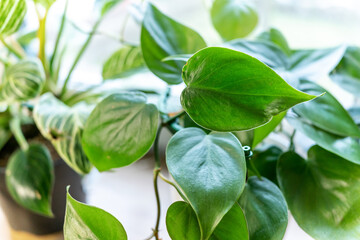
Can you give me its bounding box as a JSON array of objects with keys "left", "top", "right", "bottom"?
[
  {"left": 0, "top": 0, "right": 129, "bottom": 237},
  {"left": 2, "top": 0, "right": 360, "bottom": 240}
]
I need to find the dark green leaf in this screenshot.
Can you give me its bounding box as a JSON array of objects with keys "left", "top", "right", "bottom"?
[
  {"left": 257, "top": 28, "right": 291, "bottom": 56},
  {"left": 64, "top": 187, "right": 127, "bottom": 239},
  {"left": 239, "top": 176, "right": 288, "bottom": 240},
  {"left": 211, "top": 0, "right": 258, "bottom": 40},
  {"left": 82, "top": 92, "right": 159, "bottom": 171},
  {"left": 251, "top": 146, "right": 283, "bottom": 184},
  {"left": 293, "top": 80, "right": 360, "bottom": 137},
  {"left": 209, "top": 203, "right": 248, "bottom": 240},
  {"left": 166, "top": 201, "right": 201, "bottom": 240},
  {"left": 102, "top": 45, "right": 145, "bottom": 80},
  {"left": 166, "top": 128, "right": 246, "bottom": 239},
  {"left": 2, "top": 58, "right": 45, "bottom": 102},
  {"left": 330, "top": 46, "right": 360, "bottom": 96},
  {"left": 287, "top": 115, "right": 360, "bottom": 164},
  {"left": 0, "top": 0, "right": 27, "bottom": 36},
  {"left": 277, "top": 146, "right": 360, "bottom": 240},
  {"left": 166, "top": 201, "right": 249, "bottom": 240},
  {"left": 33, "top": 93, "right": 92, "bottom": 174},
  {"left": 141, "top": 3, "right": 206, "bottom": 84},
  {"left": 5, "top": 144, "right": 54, "bottom": 216},
  {"left": 181, "top": 47, "right": 316, "bottom": 131}
]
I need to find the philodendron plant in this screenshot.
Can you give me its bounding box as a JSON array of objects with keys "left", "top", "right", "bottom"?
[
  {"left": 0, "top": 0, "right": 131, "bottom": 217},
  {"left": 2, "top": 0, "right": 360, "bottom": 240}
]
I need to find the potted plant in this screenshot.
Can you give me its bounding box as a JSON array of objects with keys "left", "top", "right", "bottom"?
[
  {"left": 0, "top": 0, "right": 128, "bottom": 238},
  {"left": 3, "top": 0, "right": 360, "bottom": 240}
]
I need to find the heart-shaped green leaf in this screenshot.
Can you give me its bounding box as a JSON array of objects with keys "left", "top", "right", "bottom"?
[
  {"left": 0, "top": 0, "right": 27, "bottom": 36},
  {"left": 211, "top": 0, "right": 258, "bottom": 41},
  {"left": 166, "top": 201, "right": 249, "bottom": 240},
  {"left": 209, "top": 203, "right": 248, "bottom": 240},
  {"left": 82, "top": 92, "right": 159, "bottom": 171},
  {"left": 250, "top": 146, "right": 283, "bottom": 184},
  {"left": 257, "top": 28, "right": 291, "bottom": 56},
  {"left": 287, "top": 115, "right": 360, "bottom": 164},
  {"left": 166, "top": 201, "right": 201, "bottom": 240},
  {"left": 277, "top": 146, "right": 360, "bottom": 240},
  {"left": 166, "top": 128, "right": 247, "bottom": 239},
  {"left": 33, "top": 93, "right": 92, "bottom": 174},
  {"left": 141, "top": 3, "right": 206, "bottom": 85},
  {"left": 330, "top": 46, "right": 360, "bottom": 96},
  {"left": 64, "top": 188, "right": 127, "bottom": 240},
  {"left": 2, "top": 58, "right": 45, "bottom": 102},
  {"left": 5, "top": 143, "right": 54, "bottom": 216},
  {"left": 102, "top": 45, "right": 145, "bottom": 80},
  {"left": 181, "top": 47, "right": 316, "bottom": 131},
  {"left": 293, "top": 80, "right": 360, "bottom": 137},
  {"left": 239, "top": 176, "right": 288, "bottom": 240}
]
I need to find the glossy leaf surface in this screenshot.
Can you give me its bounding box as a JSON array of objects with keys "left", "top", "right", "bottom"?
[
  {"left": 287, "top": 116, "right": 360, "bottom": 164},
  {"left": 141, "top": 3, "right": 206, "bottom": 84},
  {"left": 33, "top": 93, "right": 92, "bottom": 174},
  {"left": 6, "top": 144, "right": 54, "bottom": 216},
  {"left": 64, "top": 188, "right": 127, "bottom": 239},
  {"left": 166, "top": 201, "right": 201, "bottom": 240},
  {"left": 166, "top": 201, "right": 248, "bottom": 240},
  {"left": 239, "top": 176, "right": 288, "bottom": 240},
  {"left": 0, "top": 0, "right": 27, "bottom": 36},
  {"left": 181, "top": 47, "right": 316, "bottom": 131},
  {"left": 2, "top": 58, "right": 45, "bottom": 102},
  {"left": 209, "top": 203, "right": 248, "bottom": 240},
  {"left": 293, "top": 80, "right": 360, "bottom": 137},
  {"left": 82, "top": 92, "right": 159, "bottom": 171},
  {"left": 330, "top": 46, "right": 360, "bottom": 96},
  {"left": 102, "top": 45, "right": 144, "bottom": 80},
  {"left": 166, "top": 128, "right": 246, "bottom": 239},
  {"left": 211, "top": 0, "right": 258, "bottom": 40},
  {"left": 277, "top": 146, "right": 360, "bottom": 240}
]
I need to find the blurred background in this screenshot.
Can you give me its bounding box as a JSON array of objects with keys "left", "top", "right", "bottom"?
[{"left": 1, "top": 0, "right": 360, "bottom": 239}]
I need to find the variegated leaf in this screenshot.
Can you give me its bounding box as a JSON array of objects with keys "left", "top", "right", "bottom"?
[
  {"left": 33, "top": 93, "right": 93, "bottom": 174},
  {"left": 2, "top": 58, "right": 45, "bottom": 102},
  {"left": 0, "top": 0, "right": 27, "bottom": 36}
]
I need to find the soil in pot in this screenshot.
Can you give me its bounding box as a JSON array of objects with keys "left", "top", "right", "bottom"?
[{"left": 0, "top": 124, "right": 86, "bottom": 239}]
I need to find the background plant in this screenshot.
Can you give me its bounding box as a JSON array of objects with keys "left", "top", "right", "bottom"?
[{"left": 2, "top": 0, "right": 360, "bottom": 240}]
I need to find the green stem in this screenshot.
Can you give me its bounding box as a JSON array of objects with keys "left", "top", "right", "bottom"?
[
  {"left": 151, "top": 124, "right": 164, "bottom": 240},
  {"left": 50, "top": 0, "right": 68, "bottom": 74},
  {"left": 289, "top": 130, "right": 296, "bottom": 152},
  {"left": 153, "top": 168, "right": 161, "bottom": 240},
  {"left": 38, "top": 10, "right": 49, "bottom": 69},
  {"left": 159, "top": 173, "right": 187, "bottom": 201},
  {"left": 60, "top": 17, "right": 103, "bottom": 98},
  {"left": 243, "top": 146, "right": 262, "bottom": 180},
  {"left": 0, "top": 37, "right": 24, "bottom": 59},
  {"left": 10, "top": 118, "right": 28, "bottom": 151}
]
